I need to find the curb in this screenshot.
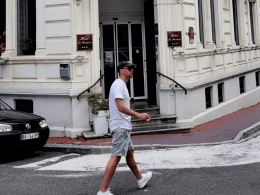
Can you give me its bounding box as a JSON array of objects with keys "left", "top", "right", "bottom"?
[{"left": 42, "top": 121, "right": 260, "bottom": 155}]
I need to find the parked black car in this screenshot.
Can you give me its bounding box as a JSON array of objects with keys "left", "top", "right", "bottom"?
[{"left": 0, "top": 99, "right": 50, "bottom": 153}]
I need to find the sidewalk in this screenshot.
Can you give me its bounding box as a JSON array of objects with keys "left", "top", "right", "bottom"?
[{"left": 45, "top": 102, "right": 260, "bottom": 154}]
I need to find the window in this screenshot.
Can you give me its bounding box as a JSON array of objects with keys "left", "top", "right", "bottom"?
[
  {"left": 205, "top": 86, "right": 212, "bottom": 109},
  {"left": 15, "top": 99, "right": 33, "bottom": 113},
  {"left": 198, "top": 0, "right": 204, "bottom": 46},
  {"left": 0, "top": 0, "right": 6, "bottom": 54},
  {"left": 239, "top": 76, "right": 245, "bottom": 94},
  {"left": 249, "top": 3, "right": 255, "bottom": 44},
  {"left": 17, "top": 0, "right": 36, "bottom": 56},
  {"left": 232, "top": 0, "right": 239, "bottom": 45},
  {"left": 218, "top": 83, "right": 224, "bottom": 103},
  {"left": 255, "top": 71, "right": 260, "bottom": 87},
  {"left": 210, "top": 0, "right": 216, "bottom": 44}
]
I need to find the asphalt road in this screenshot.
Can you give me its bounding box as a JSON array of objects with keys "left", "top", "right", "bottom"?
[{"left": 2, "top": 136, "right": 260, "bottom": 195}]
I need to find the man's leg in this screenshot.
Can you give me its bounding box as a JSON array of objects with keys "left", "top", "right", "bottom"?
[
  {"left": 126, "top": 148, "right": 153, "bottom": 189},
  {"left": 99, "top": 155, "right": 121, "bottom": 192},
  {"left": 126, "top": 149, "right": 142, "bottom": 180}
]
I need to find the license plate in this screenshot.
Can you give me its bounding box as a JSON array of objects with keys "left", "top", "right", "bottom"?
[{"left": 20, "top": 133, "right": 39, "bottom": 140}]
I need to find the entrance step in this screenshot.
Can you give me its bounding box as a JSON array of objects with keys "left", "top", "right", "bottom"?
[
  {"left": 86, "top": 101, "right": 191, "bottom": 138},
  {"left": 131, "top": 123, "right": 192, "bottom": 135},
  {"left": 83, "top": 123, "right": 193, "bottom": 140},
  {"left": 131, "top": 114, "right": 177, "bottom": 127}
]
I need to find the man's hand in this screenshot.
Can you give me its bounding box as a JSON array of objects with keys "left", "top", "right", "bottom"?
[
  {"left": 137, "top": 113, "right": 150, "bottom": 121},
  {"left": 115, "top": 98, "right": 150, "bottom": 121}
]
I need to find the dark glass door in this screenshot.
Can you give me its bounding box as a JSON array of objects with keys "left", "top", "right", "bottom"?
[{"left": 101, "top": 22, "right": 146, "bottom": 99}]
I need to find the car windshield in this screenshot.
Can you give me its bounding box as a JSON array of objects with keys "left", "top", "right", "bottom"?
[{"left": 0, "top": 99, "right": 12, "bottom": 110}]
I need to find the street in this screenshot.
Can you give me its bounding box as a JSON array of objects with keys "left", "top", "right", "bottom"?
[{"left": 2, "top": 135, "right": 260, "bottom": 195}]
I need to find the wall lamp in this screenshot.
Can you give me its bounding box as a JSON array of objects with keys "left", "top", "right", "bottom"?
[
  {"left": 240, "top": 46, "right": 253, "bottom": 51},
  {"left": 215, "top": 48, "right": 230, "bottom": 54},
  {"left": 248, "top": 0, "right": 256, "bottom": 5},
  {"left": 177, "top": 51, "right": 184, "bottom": 55},
  {"left": 76, "top": 55, "right": 85, "bottom": 59}
]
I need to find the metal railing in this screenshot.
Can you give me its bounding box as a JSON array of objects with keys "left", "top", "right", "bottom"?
[
  {"left": 156, "top": 71, "right": 187, "bottom": 95},
  {"left": 77, "top": 74, "right": 104, "bottom": 100}
]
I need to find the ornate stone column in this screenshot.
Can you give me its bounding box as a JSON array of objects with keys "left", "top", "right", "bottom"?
[
  {"left": 214, "top": 0, "right": 227, "bottom": 48},
  {"left": 35, "top": 0, "right": 46, "bottom": 56},
  {"left": 195, "top": 0, "right": 203, "bottom": 49},
  {"left": 203, "top": 0, "right": 215, "bottom": 49},
  {"left": 254, "top": 0, "right": 260, "bottom": 44},
  {"left": 237, "top": 0, "right": 247, "bottom": 46},
  {"left": 90, "top": 0, "right": 100, "bottom": 84},
  {"left": 154, "top": 0, "right": 171, "bottom": 83},
  {"left": 2, "top": 0, "right": 16, "bottom": 58}
]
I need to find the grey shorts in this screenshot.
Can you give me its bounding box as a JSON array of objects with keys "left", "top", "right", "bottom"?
[{"left": 111, "top": 127, "right": 133, "bottom": 157}]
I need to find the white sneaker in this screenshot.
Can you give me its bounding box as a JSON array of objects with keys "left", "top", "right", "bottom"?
[
  {"left": 138, "top": 172, "right": 152, "bottom": 189},
  {"left": 97, "top": 188, "right": 114, "bottom": 195}
]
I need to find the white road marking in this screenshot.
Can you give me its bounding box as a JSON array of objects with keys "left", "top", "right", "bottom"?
[
  {"left": 36, "top": 135, "right": 260, "bottom": 171},
  {"left": 13, "top": 154, "right": 80, "bottom": 169},
  {"left": 34, "top": 173, "right": 100, "bottom": 178}
]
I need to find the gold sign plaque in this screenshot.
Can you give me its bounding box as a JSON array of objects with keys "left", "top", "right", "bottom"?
[
  {"left": 77, "top": 34, "right": 93, "bottom": 50},
  {"left": 167, "top": 31, "right": 182, "bottom": 47}
]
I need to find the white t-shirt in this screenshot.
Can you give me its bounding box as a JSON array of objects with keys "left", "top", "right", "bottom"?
[{"left": 109, "top": 79, "right": 132, "bottom": 132}]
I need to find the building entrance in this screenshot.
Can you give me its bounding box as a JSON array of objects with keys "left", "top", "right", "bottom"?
[
  {"left": 100, "top": 22, "right": 147, "bottom": 100},
  {"left": 99, "top": 0, "right": 157, "bottom": 105}
]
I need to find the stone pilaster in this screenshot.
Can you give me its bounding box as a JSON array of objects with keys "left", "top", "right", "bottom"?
[
  {"left": 2, "top": 0, "right": 16, "bottom": 58},
  {"left": 35, "top": 0, "right": 46, "bottom": 56}
]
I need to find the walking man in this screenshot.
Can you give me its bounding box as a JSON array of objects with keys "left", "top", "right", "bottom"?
[{"left": 97, "top": 61, "right": 152, "bottom": 195}]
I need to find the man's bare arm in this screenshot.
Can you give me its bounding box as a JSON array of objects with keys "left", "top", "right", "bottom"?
[{"left": 115, "top": 98, "right": 149, "bottom": 121}]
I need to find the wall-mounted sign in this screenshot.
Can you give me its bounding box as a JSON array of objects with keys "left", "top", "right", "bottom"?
[
  {"left": 167, "top": 31, "right": 182, "bottom": 47},
  {"left": 188, "top": 27, "right": 194, "bottom": 44},
  {"left": 77, "top": 34, "right": 93, "bottom": 50},
  {"left": 105, "top": 51, "right": 113, "bottom": 63}
]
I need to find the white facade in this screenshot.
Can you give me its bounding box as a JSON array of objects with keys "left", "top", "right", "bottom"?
[{"left": 1, "top": 0, "right": 260, "bottom": 137}]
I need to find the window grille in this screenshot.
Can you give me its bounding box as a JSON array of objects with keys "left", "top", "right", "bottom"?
[
  {"left": 255, "top": 72, "right": 259, "bottom": 87},
  {"left": 218, "top": 83, "right": 224, "bottom": 103},
  {"left": 239, "top": 76, "right": 245, "bottom": 94},
  {"left": 205, "top": 87, "right": 212, "bottom": 109},
  {"left": 15, "top": 99, "right": 33, "bottom": 113}
]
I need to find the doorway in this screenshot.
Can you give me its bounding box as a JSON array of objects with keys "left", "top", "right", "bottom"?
[{"left": 100, "top": 22, "right": 147, "bottom": 100}]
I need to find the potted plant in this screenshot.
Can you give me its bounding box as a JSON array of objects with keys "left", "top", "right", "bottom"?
[{"left": 87, "top": 93, "right": 109, "bottom": 134}]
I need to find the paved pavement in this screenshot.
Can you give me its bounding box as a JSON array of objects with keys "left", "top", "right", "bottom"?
[{"left": 44, "top": 102, "right": 260, "bottom": 154}]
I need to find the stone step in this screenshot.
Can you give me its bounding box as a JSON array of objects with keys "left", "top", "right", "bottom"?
[
  {"left": 83, "top": 123, "right": 192, "bottom": 140},
  {"left": 133, "top": 107, "right": 160, "bottom": 115},
  {"left": 90, "top": 113, "right": 177, "bottom": 128},
  {"left": 131, "top": 114, "right": 177, "bottom": 127},
  {"left": 131, "top": 123, "right": 192, "bottom": 135}
]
